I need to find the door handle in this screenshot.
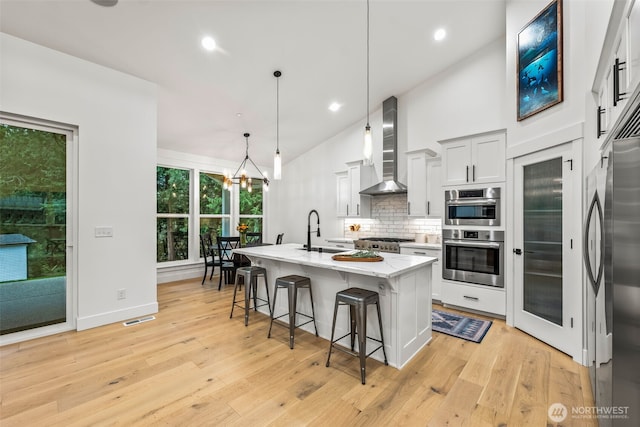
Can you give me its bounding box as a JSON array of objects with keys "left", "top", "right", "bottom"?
[{"left": 513, "top": 248, "right": 522, "bottom": 255}]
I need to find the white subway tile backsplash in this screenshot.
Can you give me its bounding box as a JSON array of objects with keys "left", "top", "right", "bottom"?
[{"left": 343, "top": 194, "right": 441, "bottom": 240}]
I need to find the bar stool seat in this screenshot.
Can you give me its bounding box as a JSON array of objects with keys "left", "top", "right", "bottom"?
[
  {"left": 230, "top": 266, "right": 271, "bottom": 326},
  {"left": 326, "top": 287, "right": 388, "bottom": 384},
  {"left": 268, "top": 275, "right": 318, "bottom": 349}
]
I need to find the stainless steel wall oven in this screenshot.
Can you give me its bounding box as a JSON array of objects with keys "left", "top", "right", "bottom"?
[
  {"left": 443, "top": 229, "right": 504, "bottom": 287},
  {"left": 444, "top": 187, "right": 501, "bottom": 226}
]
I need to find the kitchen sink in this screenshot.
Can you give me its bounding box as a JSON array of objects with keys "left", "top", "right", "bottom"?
[{"left": 299, "top": 246, "right": 346, "bottom": 254}]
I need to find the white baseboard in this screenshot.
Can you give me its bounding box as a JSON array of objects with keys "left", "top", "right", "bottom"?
[
  {"left": 157, "top": 264, "right": 204, "bottom": 284},
  {"left": 76, "top": 301, "right": 159, "bottom": 331}
]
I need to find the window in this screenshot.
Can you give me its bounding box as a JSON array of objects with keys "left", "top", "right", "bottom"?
[
  {"left": 238, "top": 180, "right": 264, "bottom": 240},
  {"left": 156, "top": 167, "right": 190, "bottom": 262},
  {"left": 156, "top": 165, "right": 267, "bottom": 265},
  {"left": 199, "top": 172, "right": 230, "bottom": 256}
]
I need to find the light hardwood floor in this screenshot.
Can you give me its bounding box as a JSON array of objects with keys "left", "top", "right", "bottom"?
[{"left": 1, "top": 277, "right": 597, "bottom": 426}]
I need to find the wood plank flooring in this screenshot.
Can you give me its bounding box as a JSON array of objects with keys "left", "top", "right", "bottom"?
[{"left": 0, "top": 277, "right": 597, "bottom": 426}]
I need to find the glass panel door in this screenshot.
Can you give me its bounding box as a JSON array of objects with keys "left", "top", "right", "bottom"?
[
  {"left": 523, "top": 157, "right": 563, "bottom": 325},
  {"left": 0, "top": 123, "right": 68, "bottom": 335}
]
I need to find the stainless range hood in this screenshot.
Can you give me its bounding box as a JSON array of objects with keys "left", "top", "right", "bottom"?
[{"left": 360, "top": 96, "right": 407, "bottom": 196}]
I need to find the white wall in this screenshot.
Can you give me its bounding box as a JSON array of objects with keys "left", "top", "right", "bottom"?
[
  {"left": 1, "top": 33, "right": 158, "bottom": 330},
  {"left": 271, "top": 36, "right": 506, "bottom": 245},
  {"left": 505, "top": 0, "right": 588, "bottom": 150},
  {"left": 404, "top": 37, "right": 507, "bottom": 154}
]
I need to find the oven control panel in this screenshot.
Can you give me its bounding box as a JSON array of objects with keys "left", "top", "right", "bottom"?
[{"left": 443, "top": 229, "right": 504, "bottom": 242}]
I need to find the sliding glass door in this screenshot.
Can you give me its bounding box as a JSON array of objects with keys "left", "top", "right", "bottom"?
[{"left": 0, "top": 117, "right": 74, "bottom": 340}]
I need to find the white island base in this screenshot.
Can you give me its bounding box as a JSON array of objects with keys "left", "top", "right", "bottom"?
[{"left": 234, "top": 243, "right": 434, "bottom": 369}]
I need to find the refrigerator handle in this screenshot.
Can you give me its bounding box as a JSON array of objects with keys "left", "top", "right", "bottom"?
[{"left": 583, "top": 192, "right": 604, "bottom": 294}]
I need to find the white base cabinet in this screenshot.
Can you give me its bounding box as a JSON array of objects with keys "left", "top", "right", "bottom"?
[
  {"left": 441, "top": 279, "right": 505, "bottom": 316},
  {"left": 401, "top": 246, "right": 442, "bottom": 302}
]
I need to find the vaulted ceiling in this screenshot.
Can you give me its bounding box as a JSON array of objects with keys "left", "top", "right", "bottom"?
[{"left": 0, "top": 0, "right": 506, "bottom": 167}]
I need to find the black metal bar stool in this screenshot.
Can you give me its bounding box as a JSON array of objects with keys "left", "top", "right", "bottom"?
[
  {"left": 326, "top": 287, "right": 388, "bottom": 384},
  {"left": 230, "top": 266, "right": 271, "bottom": 326},
  {"left": 268, "top": 275, "right": 318, "bottom": 349}
]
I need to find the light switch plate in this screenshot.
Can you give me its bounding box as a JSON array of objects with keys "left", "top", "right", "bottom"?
[{"left": 95, "top": 226, "right": 113, "bottom": 237}]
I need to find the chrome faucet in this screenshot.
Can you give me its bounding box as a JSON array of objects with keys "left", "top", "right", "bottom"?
[{"left": 307, "top": 209, "right": 321, "bottom": 252}]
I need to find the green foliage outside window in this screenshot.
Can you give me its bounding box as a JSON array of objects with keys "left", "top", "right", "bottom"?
[
  {"left": 157, "top": 167, "right": 189, "bottom": 262},
  {"left": 239, "top": 183, "right": 263, "bottom": 216},
  {"left": 200, "top": 173, "right": 229, "bottom": 215},
  {"left": 0, "top": 124, "right": 66, "bottom": 279}
]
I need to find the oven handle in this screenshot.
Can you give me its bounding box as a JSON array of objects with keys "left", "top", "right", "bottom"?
[
  {"left": 446, "top": 199, "right": 498, "bottom": 206},
  {"left": 444, "top": 240, "right": 502, "bottom": 249}
]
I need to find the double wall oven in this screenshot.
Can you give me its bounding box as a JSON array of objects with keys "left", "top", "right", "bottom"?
[
  {"left": 442, "top": 186, "right": 504, "bottom": 288},
  {"left": 442, "top": 229, "right": 504, "bottom": 288}
]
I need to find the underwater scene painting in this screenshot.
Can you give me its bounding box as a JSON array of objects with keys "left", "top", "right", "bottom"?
[{"left": 517, "top": 0, "right": 563, "bottom": 120}]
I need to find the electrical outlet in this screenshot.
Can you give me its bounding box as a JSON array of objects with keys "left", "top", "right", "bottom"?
[{"left": 117, "top": 289, "right": 126, "bottom": 300}]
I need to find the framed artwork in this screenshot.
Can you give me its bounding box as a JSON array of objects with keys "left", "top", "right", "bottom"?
[{"left": 517, "top": 0, "right": 563, "bottom": 121}]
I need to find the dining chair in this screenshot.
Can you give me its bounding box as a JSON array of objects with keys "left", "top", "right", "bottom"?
[
  {"left": 216, "top": 236, "right": 247, "bottom": 290},
  {"left": 276, "top": 233, "right": 284, "bottom": 245},
  {"left": 199, "top": 233, "right": 219, "bottom": 286},
  {"left": 245, "top": 232, "right": 262, "bottom": 245}
]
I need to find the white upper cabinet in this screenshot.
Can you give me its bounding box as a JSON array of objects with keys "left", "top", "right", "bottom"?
[
  {"left": 628, "top": 0, "right": 640, "bottom": 94},
  {"left": 425, "top": 158, "right": 443, "bottom": 217},
  {"left": 407, "top": 150, "right": 443, "bottom": 218},
  {"left": 440, "top": 131, "right": 506, "bottom": 186},
  {"left": 336, "top": 161, "right": 374, "bottom": 218},
  {"left": 336, "top": 171, "right": 349, "bottom": 217},
  {"left": 407, "top": 151, "right": 428, "bottom": 217},
  {"left": 594, "top": 0, "right": 640, "bottom": 140}
]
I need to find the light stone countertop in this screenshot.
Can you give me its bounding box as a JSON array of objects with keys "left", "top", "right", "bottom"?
[
  {"left": 234, "top": 243, "right": 435, "bottom": 279},
  {"left": 399, "top": 242, "right": 442, "bottom": 250}
]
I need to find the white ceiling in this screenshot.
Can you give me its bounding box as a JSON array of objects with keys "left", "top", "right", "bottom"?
[{"left": 0, "top": 0, "right": 505, "bottom": 167}]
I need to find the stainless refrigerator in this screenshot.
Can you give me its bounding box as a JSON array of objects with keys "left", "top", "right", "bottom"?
[{"left": 585, "top": 132, "right": 640, "bottom": 426}]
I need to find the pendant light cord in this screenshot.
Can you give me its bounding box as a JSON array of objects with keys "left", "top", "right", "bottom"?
[
  {"left": 274, "top": 70, "right": 281, "bottom": 154},
  {"left": 277, "top": 74, "right": 280, "bottom": 152},
  {"left": 366, "top": 0, "right": 370, "bottom": 126}
]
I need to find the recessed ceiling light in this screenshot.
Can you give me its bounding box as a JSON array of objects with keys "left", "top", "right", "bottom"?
[
  {"left": 434, "top": 28, "right": 446, "bottom": 41},
  {"left": 328, "top": 102, "right": 341, "bottom": 112},
  {"left": 201, "top": 36, "right": 217, "bottom": 51}
]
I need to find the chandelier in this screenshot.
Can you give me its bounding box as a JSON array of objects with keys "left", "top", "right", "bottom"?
[{"left": 223, "top": 133, "right": 269, "bottom": 193}]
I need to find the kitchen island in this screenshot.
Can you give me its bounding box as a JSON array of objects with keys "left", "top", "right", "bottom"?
[{"left": 233, "top": 243, "right": 436, "bottom": 369}]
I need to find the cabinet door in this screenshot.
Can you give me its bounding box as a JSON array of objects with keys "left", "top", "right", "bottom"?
[
  {"left": 336, "top": 172, "right": 349, "bottom": 216},
  {"left": 425, "top": 249, "right": 442, "bottom": 302},
  {"left": 407, "top": 153, "right": 427, "bottom": 217},
  {"left": 627, "top": 0, "right": 640, "bottom": 91},
  {"left": 441, "top": 140, "right": 471, "bottom": 186},
  {"left": 348, "top": 164, "right": 361, "bottom": 216},
  {"left": 597, "top": 81, "right": 609, "bottom": 138},
  {"left": 426, "top": 159, "right": 443, "bottom": 217},
  {"left": 471, "top": 133, "right": 506, "bottom": 183}
]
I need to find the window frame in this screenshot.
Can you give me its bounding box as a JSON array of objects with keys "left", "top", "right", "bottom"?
[
  {"left": 156, "top": 163, "right": 267, "bottom": 267},
  {"left": 156, "top": 165, "right": 192, "bottom": 266}
]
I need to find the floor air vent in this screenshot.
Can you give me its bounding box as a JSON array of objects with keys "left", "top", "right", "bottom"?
[{"left": 123, "top": 316, "right": 156, "bottom": 327}]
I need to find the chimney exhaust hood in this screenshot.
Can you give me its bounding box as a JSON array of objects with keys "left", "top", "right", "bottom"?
[{"left": 360, "top": 96, "right": 407, "bottom": 196}]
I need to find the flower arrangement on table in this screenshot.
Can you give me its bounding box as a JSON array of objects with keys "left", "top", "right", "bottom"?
[{"left": 237, "top": 223, "right": 249, "bottom": 246}]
